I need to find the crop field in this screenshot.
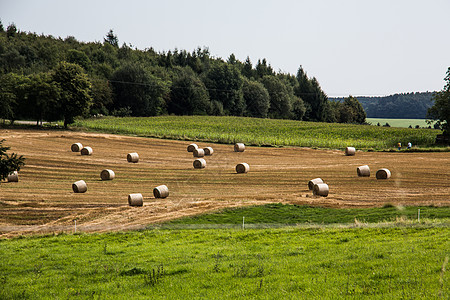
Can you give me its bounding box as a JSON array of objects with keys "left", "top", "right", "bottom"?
[
  {"left": 74, "top": 116, "right": 441, "bottom": 150},
  {"left": 0, "top": 129, "right": 449, "bottom": 237},
  {"left": 366, "top": 118, "right": 434, "bottom": 128}
]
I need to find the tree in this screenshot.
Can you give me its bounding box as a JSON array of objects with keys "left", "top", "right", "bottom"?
[
  {"left": 428, "top": 67, "right": 450, "bottom": 136},
  {"left": 0, "top": 139, "right": 25, "bottom": 182},
  {"left": 104, "top": 29, "right": 118, "bottom": 47},
  {"left": 52, "top": 62, "right": 92, "bottom": 128},
  {"left": 0, "top": 74, "right": 17, "bottom": 122},
  {"left": 111, "top": 63, "right": 169, "bottom": 116},
  {"left": 66, "top": 49, "right": 91, "bottom": 71},
  {"left": 260, "top": 75, "right": 292, "bottom": 119},
  {"left": 203, "top": 62, "right": 245, "bottom": 116},
  {"left": 242, "top": 79, "right": 270, "bottom": 118},
  {"left": 168, "top": 67, "right": 211, "bottom": 115}
]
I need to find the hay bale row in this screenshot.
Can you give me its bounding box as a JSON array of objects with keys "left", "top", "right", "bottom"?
[
  {"left": 72, "top": 180, "right": 87, "bottom": 193},
  {"left": 193, "top": 148, "right": 205, "bottom": 158},
  {"left": 127, "top": 152, "right": 139, "bottom": 163},
  {"left": 71, "top": 143, "right": 83, "bottom": 152},
  {"left": 308, "top": 178, "right": 329, "bottom": 197},
  {"left": 234, "top": 143, "right": 245, "bottom": 152},
  {"left": 193, "top": 158, "right": 206, "bottom": 169},
  {"left": 7, "top": 171, "right": 19, "bottom": 182},
  {"left": 356, "top": 165, "right": 391, "bottom": 179},
  {"left": 236, "top": 163, "right": 249, "bottom": 174},
  {"left": 81, "top": 146, "right": 93, "bottom": 156},
  {"left": 345, "top": 147, "right": 356, "bottom": 156},
  {"left": 187, "top": 143, "right": 198, "bottom": 152},
  {"left": 153, "top": 185, "right": 169, "bottom": 198},
  {"left": 308, "top": 178, "right": 323, "bottom": 190}
]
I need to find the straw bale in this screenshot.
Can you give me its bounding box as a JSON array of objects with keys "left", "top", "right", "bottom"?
[
  {"left": 100, "top": 169, "right": 115, "bottom": 180},
  {"left": 72, "top": 180, "right": 87, "bottom": 193},
  {"left": 308, "top": 178, "right": 323, "bottom": 190},
  {"left": 203, "top": 147, "right": 214, "bottom": 156},
  {"left": 345, "top": 147, "right": 356, "bottom": 156},
  {"left": 193, "top": 148, "right": 205, "bottom": 158},
  {"left": 128, "top": 193, "right": 143, "bottom": 206},
  {"left": 376, "top": 168, "right": 391, "bottom": 179},
  {"left": 153, "top": 185, "right": 169, "bottom": 198},
  {"left": 7, "top": 171, "right": 18, "bottom": 182},
  {"left": 80, "top": 147, "right": 93, "bottom": 155},
  {"left": 313, "top": 183, "right": 329, "bottom": 197},
  {"left": 193, "top": 158, "right": 206, "bottom": 169},
  {"left": 127, "top": 152, "right": 139, "bottom": 163},
  {"left": 236, "top": 163, "right": 250, "bottom": 174},
  {"left": 357, "top": 165, "right": 370, "bottom": 177},
  {"left": 234, "top": 143, "right": 245, "bottom": 152},
  {"left": 71, "top": 143, "right": 83, "bottom": 152},
  {"left": 187, "top": 143, "right": 198, "bottom": 152}
]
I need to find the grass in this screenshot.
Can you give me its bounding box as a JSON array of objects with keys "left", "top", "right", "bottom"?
[
  {"left": 367, "top": 118, "right": 435, "bottom": 128},
  {"left": 161, "top": 203, "right": 450, "bottom": 228},
  {"left": 73, "top": 116, "right": 441, "bottom": 150},
  {"left": 0, "top": 226, "right": 448, "bottom": 299}
]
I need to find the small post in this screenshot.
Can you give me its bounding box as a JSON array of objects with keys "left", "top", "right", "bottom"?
[
  {"left": 418, "top": 209, "right": 420, "bottom": 223},
  {"left": 242, "top": 216, "right": 245, "bottom": 230},
  {"left": 74, "top": 219, "right": 77, "bottom": 233}
]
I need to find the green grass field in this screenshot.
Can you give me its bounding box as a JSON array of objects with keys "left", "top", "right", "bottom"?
[
  {"left": 367, "top": 118, "right": 435, "bottom": 128},
  {"left": 74, "top": 116, "right": 441, "bottom": 150},
  {"left": 161, "top": 203, "right": 450, "bottom": 228},
  {"left": 1, "top": 225, "right": 448, "bottom": 299}
]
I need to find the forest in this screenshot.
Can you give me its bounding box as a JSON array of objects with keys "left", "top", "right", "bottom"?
[
  {"left": 330, "top": 92, "right": 435, "bottom": 119},
  {"left": 0, "top": 22, "right": 367, "bottom": 127}
]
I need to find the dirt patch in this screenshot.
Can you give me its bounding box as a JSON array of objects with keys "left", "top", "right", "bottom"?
[{"left": 0, "top": 129, "right": 449, "bottom": 237}]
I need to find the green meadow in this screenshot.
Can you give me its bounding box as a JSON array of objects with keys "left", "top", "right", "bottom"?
[
  {"left": 1, "top": 226, "right": 448, "bottom": 299},
  {"left": 367, "top": 118, "right": 434, "bottom": 128},
  {"left": 74, "top": 116, "right": 440, "bottom": 150}
]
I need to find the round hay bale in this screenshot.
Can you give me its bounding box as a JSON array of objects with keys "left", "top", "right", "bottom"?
[
  {"left": 193, "top": 148, "right": 205, "bottom": 158},
  {"left": 187, "top": 143, "right": 198, "bottom": 152},
  {"left": 234, "top": 143, "right": 245, "bottom": 152},
  {"left": 376, "top": 168, "right": 391, "bottom": 179},
  {"left": 72, "top": 180, "right": 87, "bottom": 193},
  {"left": 128, "top": 193, "right": 143, "bottom": 206},
  {"left": 193, "top": 158, "right": 206, "bottom": 169},
  {"left": 357, "top": 165, "right": 370, "bottom": 177},
  {"left": 308, "top": 178, "right": 323, "bottom": 190},
  {"left": 236, "top": 163, "right": 249, "bottom": 174},
  {"left": 71, "top": 143, "right": 83, "bottom": 152},
  {"left": 203, "top": 147, "right": 214, "bottom": 156},
  {"left": 7, "top": 171, "right": 18, "bottom": 182},
  {"left": 313, "top": 183, "right": 329, "bottom": 197},
  {"left": 80, "top": 147, "right": 93, "bottom": 156},
  {"left": 345, "top": 147, "right": 356, "bottom": 156},
  {"left": 100, "top": 169, "right": 115, "bottom": 180},
  {"left": 153, "top": 185, "right": 169, "bottom": 198},
  {"left": 127, "top": 152, "right": 139, "bottom": 163}
]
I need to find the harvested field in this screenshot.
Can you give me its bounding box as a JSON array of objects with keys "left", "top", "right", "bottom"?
[{"left": 0, "top": 129, "right": 449, "bottom": 237}]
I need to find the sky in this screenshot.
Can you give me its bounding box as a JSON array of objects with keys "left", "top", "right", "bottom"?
[{"left": 1, "top": 0, "right": 450, "bottom": 97}]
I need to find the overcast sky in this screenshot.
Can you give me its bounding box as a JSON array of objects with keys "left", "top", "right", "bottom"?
[{"left": 2, "top": 0, "right": 449, "bottom": 97}]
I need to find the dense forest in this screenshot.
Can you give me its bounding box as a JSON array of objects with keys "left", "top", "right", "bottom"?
[
  {"left": 330, "top": 92, "right": 435, "bottom": 119},
  {"left": 0, "top": 22, "right": 366, "bottom": 126}
]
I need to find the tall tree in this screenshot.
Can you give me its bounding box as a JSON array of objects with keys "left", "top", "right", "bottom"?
[
  {"left": 203, "top": 62, "right": 244, "bottom": 116},
  {"left": 428, "top": 67, "right": 450, "bottom": 136},
  {"left": 111, "top": 63, "right": 169, "bottom": 116},
  {"left": 52, "top": 62, "right": 92, "bottom": 128},
  {"left": 260, "top": 75, "right": 292, "bottom": 119},
  {"left": 168, "top": 67, "right": 211, "bottom": 115},
  {"left": 104, "top": 29, "right": 119, "bottom": 47},
  {"left": 242, "top": 78, "right": 270, "bottom": 118}
]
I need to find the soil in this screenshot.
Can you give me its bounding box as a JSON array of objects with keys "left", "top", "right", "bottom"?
[{"left": 1, "top": 129, "right": 449, "bottom": 237}]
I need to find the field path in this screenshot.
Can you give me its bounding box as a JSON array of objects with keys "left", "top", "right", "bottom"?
[{"left": 1, "top": 129, "right": 449, "bottom": 237}]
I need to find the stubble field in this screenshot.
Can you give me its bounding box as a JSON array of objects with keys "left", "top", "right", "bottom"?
[{"left": 0, "top": 129, "right": 449, "bottom": 237}]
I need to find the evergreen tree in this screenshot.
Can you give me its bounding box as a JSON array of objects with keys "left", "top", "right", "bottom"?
[
  {"left": 0, "top": 139, "right": 25, "bottom": 182},
  {"left": 104, "top": 29, "right": 118, "bottom": 47}
]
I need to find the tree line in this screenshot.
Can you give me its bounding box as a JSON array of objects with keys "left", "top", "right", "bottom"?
[
  {"left": 0, "top": 22, "right": 366, "bottom": 127},
  {"left": 331, "top": 92, "right": 435, "bottom": 119}
]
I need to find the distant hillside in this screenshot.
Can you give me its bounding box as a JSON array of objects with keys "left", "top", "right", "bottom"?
[{"left": 330, "top": 92, "right": 435, "bottom": 119}]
